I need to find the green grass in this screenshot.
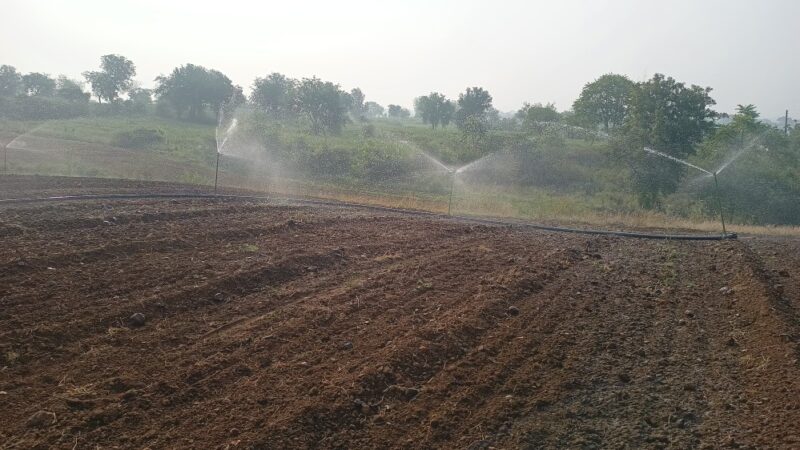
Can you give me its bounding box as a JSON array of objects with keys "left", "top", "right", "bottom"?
[
  {"left": 7, "top": 113, "right": 793, "bottom": 232},
  {"left": 1, "top": 116, "right": 217, "bottom": 163}
]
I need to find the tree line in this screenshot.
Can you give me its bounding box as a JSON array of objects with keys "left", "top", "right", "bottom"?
[{"left": 1, "top": 54, "right": 797, "bottom": 218}]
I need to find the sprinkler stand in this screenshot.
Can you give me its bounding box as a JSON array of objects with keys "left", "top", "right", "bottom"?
[
  {"left": 213, "top": 152, "right": 221, "bottom": 194},
  {"left": 3, "top": 143, "right": 7, "bottom": 174},
  {"left": 712, "top": 172, "right": 727, "bottom": 236},
  {"left": 447, "top": 170, "right": 455, "bottom": 215}
]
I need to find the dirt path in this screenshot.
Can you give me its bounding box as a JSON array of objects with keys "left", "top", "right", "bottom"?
[{"left": 0, "top": 177, "right": 798, "bottom": 449}]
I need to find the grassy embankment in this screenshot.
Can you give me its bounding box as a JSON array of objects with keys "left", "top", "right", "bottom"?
[{"left": 1, "top": 116, "right": 797, "bottom": 236}]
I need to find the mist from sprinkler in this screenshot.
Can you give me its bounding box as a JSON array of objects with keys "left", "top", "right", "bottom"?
[
  {"left": 643, "top": 141, "right": 766, "bottom": 236},
  {"left": 214, "top": 110, "right": 239, "bottom": 193}
]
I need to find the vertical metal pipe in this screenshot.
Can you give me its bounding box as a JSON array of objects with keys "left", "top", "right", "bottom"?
[
  {"left": 214, "top": 152, "right": 221, "bottom": 194},
  {"left": 713, "top": 172, "right": 727, "bottom": 236},
  {"left": 447, "top": 171, "right": 455, "bottom": 216},
  {"left": 3, "top": 144, "right": 7, "bottom": 174}
]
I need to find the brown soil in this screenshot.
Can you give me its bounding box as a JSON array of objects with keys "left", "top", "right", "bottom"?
[{"left": 1, "top": 176, "right": 798, "bottom": 449}]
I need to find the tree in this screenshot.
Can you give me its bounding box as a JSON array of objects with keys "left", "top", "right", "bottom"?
[
  {"left": 295, "top": 77, "right": 350, "bottom": 135},
  {"left": 83, "top": 54, "right": 136, "bottom": 103},
  {"left": 155, "top": 64, "right": 238, "bottom": 121},
  {"left": 55, "top": 76, "right": 89, "bottom": 102},
  {"left": 0, "top": 65, "right": 22, "bottom": 97},
  {"left": 21, "top": 73, "right": 56, "bottom": 96},
  {"left": 251, "top": 73, "right": 296, "bottom": 118},
  {"left": 127, "top": 87, "right": 153, "bottom": 113},
  {"left": 364, "top": 101, "right": 384, "bottom": 118},
  {"left": 517, "top": 102, "right": 561, "bottom": 124},
  {"left": 618, "top": 73, "right": 716, "bottom": 208},
  {"left": 387, "top": 104, "right": 410, "bottom": 118},
  {"left": 349, "top": 88, "right": 366, "bottom": 118},
  {"left": 414, "top": 93, "right": 454, "bottom": 129},
  {"left": 455, "top": 87, "right": 492, "bottom": 131},
  {"left": 573, "top": 74, "right": 635, "bottom": 133}
]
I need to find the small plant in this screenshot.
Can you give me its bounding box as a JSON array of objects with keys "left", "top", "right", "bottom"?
[
  {"left": 4, "top": 350, "right": 19, "bottom": 364},
  {"left": 415, "top": 279, "right": 433, "bottom": 293},
  {"left": 112, "top": 127, "right": 166, "bottom": 149},
  {"left": 241, "top": 243, "right": 259, "bottom": 253}
]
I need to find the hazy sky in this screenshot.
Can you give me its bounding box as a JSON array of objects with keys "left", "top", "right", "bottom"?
[{"left": 2, "top": 0, "right": 798, "bottom": 119}]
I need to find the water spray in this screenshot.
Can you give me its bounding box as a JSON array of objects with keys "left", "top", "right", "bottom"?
[
  {"left": 643, "top": 147, "right": 728, "bottom": 235},
  {"left": 3, "top": 143, "right": 7, "bottom": 174}
]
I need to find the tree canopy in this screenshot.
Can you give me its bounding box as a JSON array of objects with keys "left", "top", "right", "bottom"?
[
  {"left": 517, "top": 102, "right": 561, "bottom": 125},
  {"left": 251, "top": 73, "right": 296, "bottom": 118},
  {"left": 387, "top": 104, "right": 410, "bottom": 118},
  {"left": 573, "top": 74, "right": 634, "bottom": 132},
  {"left": 21, "top": 73, "right": 56, "bottom": 97},
  {"left": 414, "top": 93, "right": 455, "bottom": 129},
  {"left": 619, "top": 73, "right": 717, "bottom": 207},
  {"left": 0, "top": 65, "right": 22, "bottom": 97},
  {"left": 295, "top": 77, "right": 350, "bottom": 135},
  {"left": 83, "top": 54, "right": 136, "bottom": 103},
  {"left": 155, "top": 64, "right": 240, "bottom": 121}
]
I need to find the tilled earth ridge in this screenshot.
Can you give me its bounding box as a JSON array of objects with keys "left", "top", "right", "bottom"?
[{"left": 0, "top": 177, "right": 798, "bottom": 449}]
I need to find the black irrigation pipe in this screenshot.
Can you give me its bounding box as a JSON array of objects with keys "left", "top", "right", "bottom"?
[{"left": 0, "top": 193, "right": 737, "bottom": 241}]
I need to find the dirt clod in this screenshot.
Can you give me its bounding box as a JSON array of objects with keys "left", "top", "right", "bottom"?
[
  {"left": 26, "top": 411, "right": 56, "bottom": 428},
  {"left": 507, "top": 306, "right": 520, "bottom": 316},
  {"left": 129, "top": 313, "right": 146, "bottom": 327}
]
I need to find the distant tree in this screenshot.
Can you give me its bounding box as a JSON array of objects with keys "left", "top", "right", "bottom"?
[
  {"left": 83, "top": 54, "right": 136, "bottom": 103},
  {"left": 414, "top": 92, "right": 455, "bottom": 129},
  {"left": 127, "top": 87, "right": 153, "bottom": 112},
  {"left": 618, "top": 73, "right": 716, "bottom": 208},
  {"left": 54, "top": 76, "right": 89, "bottom": 102},
  {"left": 21, "top": 73, "right": 56, "bottom": 96},
  {"left": 517, "top": 102, "right": 561, "bottom": 124},
  {"left": 155, "top": 64, "right": 238, "bottom": 121},
  {"left": 454, "top": 86, "right": 493, "bottom": 148},
  {"left": 251, "top": 73, "right": 296, "bottom": 118},
  {"left": 573, "top": 74, "right": 635, "bottom": 133},
  {"left": 440, "top": 100, "right": 455, "bottom": 127},
  {"left": 456, "top": 87, "right": 492, "bottom": 120},
  {"left": 364, "top": 101, "right": 384, "bottom": 118},
  {"left": 349, "top": 88, "right": 366, "bottom": 118},
  {"left": 0, "top": 65, "right": 22, "bottom": 97},
  {"left": 295, "top": 77, "right": 350, "bottom": 135},
  {"left": 387, "top": 104, "right": 410, "bottom": 118}
]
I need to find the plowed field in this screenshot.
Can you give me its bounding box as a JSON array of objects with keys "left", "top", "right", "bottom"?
[{"left": 1, "top": 176, "right": 798, "bottom": 449}]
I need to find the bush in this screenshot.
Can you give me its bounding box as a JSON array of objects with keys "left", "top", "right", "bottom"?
[
  {"left": 0, "top": 96, "right": 89, "bottom": 120},
  {"left": 112, "top": 128, "right": 166, "bottom": 149}
]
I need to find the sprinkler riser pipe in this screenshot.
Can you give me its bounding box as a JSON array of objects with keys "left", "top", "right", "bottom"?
[
  {"left": 447, "top": 171, "right": 455, "bottom": 215},
  {"left": 713, "top": 172, "right": 727, "bottom": 236},
  {"left": 214, "top": 152, "right": 221, "bottom": 194}
]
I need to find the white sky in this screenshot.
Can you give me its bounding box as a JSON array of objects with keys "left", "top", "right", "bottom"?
[{"left": 2, "top": 0, "right": 798, "bottom": 119}]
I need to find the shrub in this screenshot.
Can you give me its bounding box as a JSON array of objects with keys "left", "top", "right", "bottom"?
[{"left": 112, "top": 127, "right": 166, "bottom": 149}]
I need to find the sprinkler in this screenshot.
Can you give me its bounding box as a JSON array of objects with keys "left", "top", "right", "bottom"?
[
  {"left": 712, "top": 172, "right": 726, "bottom": 235},
  {"left": 643, "top": 147, "right": 731, "bottom": 236},
  {"left": 214, "top": 152, "right": 221, "bottom": 194},
  {"left": 447, "top": 169, "right": 456, "bottom": 215},
  {"left": 3, "top": 143, "right": 7, "bottom": 174}
]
